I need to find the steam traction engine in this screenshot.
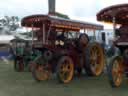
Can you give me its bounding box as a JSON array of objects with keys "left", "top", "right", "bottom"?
[
  {"left": 21, "top": 14, "right": 104, "bottom": 83},
  {"left": 97, "top": 4, "right": 128, "bottom": 87}
]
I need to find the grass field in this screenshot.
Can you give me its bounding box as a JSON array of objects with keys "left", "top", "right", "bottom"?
[{"left": 0, "top": 61, "right": 128, "bottom": 96}]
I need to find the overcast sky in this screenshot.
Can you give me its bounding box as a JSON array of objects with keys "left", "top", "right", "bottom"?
[{"left": 0, "top": 0, "right": 128, "bottom": 29}]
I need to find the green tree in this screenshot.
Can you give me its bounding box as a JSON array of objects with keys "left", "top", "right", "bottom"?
[{"left": 56, "top": 12, "right": 70, "bottom": 19}]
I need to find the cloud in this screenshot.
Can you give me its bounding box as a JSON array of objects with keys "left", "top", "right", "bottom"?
[
  {"left": 0, "top": 0, "right": 127, "bottom": 18},
  {"left": 0, "top": 0, "right": 127, "bottom": 29},
  {"left": 56, "top": 0, "right": 73, "bottom": 16},
  {"left": 0, "top": 0, "right": 48, "bottom": 17}
]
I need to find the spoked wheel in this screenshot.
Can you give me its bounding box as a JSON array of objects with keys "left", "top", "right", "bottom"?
[
  {"left": 85, "top": 42, "right": 104, "bottom": 76},
  {"left": 14, "top": 58, "right": 24, "bottom": 72},
  {"left": 107, "top": 56, "right": 124, "bottom": 87},
  {"left": 57, "top": 56, "right": 74, "bottom": 83},
  {"left": 32, "top": 63, "right": 52, "bottom": 82}
]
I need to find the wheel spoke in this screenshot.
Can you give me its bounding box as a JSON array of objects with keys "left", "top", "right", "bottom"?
[
  {"left": 115, "top": 73, "right": 122, "bottom": 85},
  {"left": 60, "top": 65, "right": 65, "bottom": 71},
  {"left": 60, "top": 71, "right": 65, "bottom": 77},
  {"left": 38, "top": 65, "right": 43, "bottom": 71},
  {"left": 112, "top": 70, "right": 118, "bottom": 77},
  {"left": 66, "top": 64, "right": 71, "bottom": 72}
]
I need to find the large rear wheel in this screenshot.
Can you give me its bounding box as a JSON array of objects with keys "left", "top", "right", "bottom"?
[
  {"left": 85, "top": 42, "right": 104, "bottom": 76},
  {"left": 57, "top": 56, "right": 74, "bottom": 83},
  {"left": 107, "top": 56, "right": 124, "bottom": 87}
]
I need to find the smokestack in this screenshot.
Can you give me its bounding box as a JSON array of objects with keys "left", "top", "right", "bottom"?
[{"left": 48, "top": 0, "right": 56, "bottom": 15}]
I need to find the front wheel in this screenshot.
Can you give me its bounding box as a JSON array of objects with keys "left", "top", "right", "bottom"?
[
  {"left": 107, "top": 56, "right": 124, "bottom": 87},
  {"left": 32, "top": 63, "right": 52, "bottom": 81},
  {"left": 31, "top": 56, "right": 52, "bottom": 82},
  {"left": 57, "top": 56, "right": 74, "bottom": 83}
]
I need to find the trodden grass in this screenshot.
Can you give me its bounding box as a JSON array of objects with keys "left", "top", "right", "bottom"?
[{"left": 0, "top": 61, "right": 128, "bottom": 96}]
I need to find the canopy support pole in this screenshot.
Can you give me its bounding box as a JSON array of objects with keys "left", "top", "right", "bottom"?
[
  {"left": 31, "top": 24, "right": 34, "bottom": 47},
  {"left": 93, "top": 29, "right": 96, "bottom": 41},
  {"left": 113, "top": 16, "right": 116, "bottom": 38},
  {"left": 43, "top": 23, "right": 45, "bottom": 44},
  {"left": 84, "top": 28, "right": 85, "bottom": 33},
  {"left": 87, "top": 29, "right": 88, "bottom": 34},
  {"left": 46, "top": 25, "right": 51, "bottom": 44}
]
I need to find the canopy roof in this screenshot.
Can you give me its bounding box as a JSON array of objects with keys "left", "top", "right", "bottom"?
[
  {"left": 21, "top": 14, "right": 103, "bottom": 30},
  {"left": 97, "top": 4, "right": 128, "bottom": 24}
]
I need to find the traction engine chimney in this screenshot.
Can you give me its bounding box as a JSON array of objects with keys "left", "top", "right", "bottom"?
[{"left": 48, "top": 0, "right": 56, "bottom": 16}]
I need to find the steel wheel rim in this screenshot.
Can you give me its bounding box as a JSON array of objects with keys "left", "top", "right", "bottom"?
[
  {"left": 59, "top": 58, "right": 74, "bottom": 83},
  {"left": 112, "top": 59, "right": 123, "bottom": 87},
  {"left": 90, "top": 45, "right": 104, "bottom": 76}
]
